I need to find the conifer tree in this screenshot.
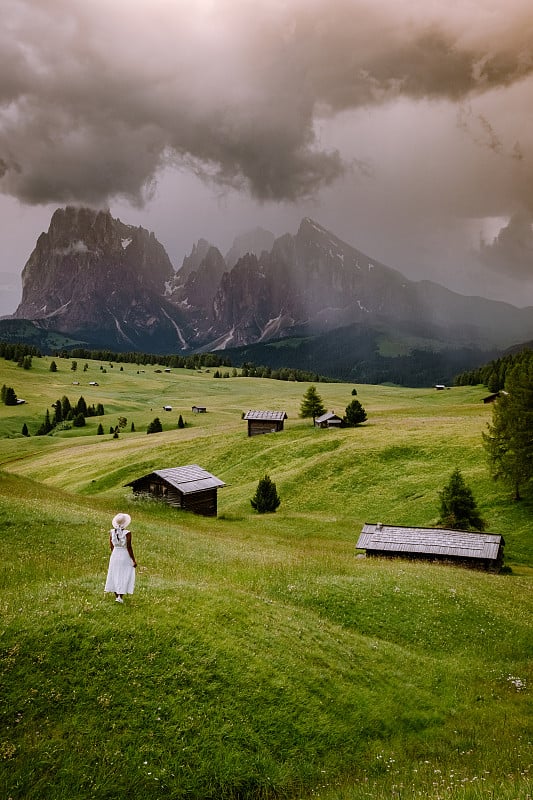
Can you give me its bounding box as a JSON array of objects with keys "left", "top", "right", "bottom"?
[
  {"left": 483, "top": 359, "right": 533, "bottom": 500},
  {"left": 438, "top": 468, "right": 486, "bottom": 531},
  {"left": 299, "top": 385, "right": 326, "bottom": 424},
  {"left": 147, "top": 417, "right": 163, "bottom": 434},
  {"left": 345, "top": 398, "right": 367, "bottom": 426},
  {"left": 4, "top": 387, "right": 17, "bottom": 406},
  {"left": 251, "top": 474, "right": 281, "bottom": 513}
]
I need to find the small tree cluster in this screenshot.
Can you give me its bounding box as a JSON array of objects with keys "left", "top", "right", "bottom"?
[
  {"left": 35, "top": 395, "right": 105, "bottom": 436},
  {"left": 1, "top": 385, "right": 18, "bottom": 406},
  {"left": 18, "top": 355, "right": 32, "bottom": 370},
  {"left": 251, "top": 474, "right": 281, "bottom": 513},
  {"left": 147, "top": 417, "right": 163, "bottom": 434}
]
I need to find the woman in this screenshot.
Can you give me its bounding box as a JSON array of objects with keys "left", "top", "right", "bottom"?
[{"left": 105, "top": 512, "right": 137, "bottom": 603}]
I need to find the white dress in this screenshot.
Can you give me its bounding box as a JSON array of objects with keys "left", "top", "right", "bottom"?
[{"left": 105, "top": 527, "right": 136, "bottom": 595}]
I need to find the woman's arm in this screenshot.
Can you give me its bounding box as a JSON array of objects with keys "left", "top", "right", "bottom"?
[{"left": 126, "top": 531, "right": 137, "bottom": 567}]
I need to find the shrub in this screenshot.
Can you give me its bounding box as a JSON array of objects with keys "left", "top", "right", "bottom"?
[{"left": 251, "top": 474, "right": 281, "bottom": 514}]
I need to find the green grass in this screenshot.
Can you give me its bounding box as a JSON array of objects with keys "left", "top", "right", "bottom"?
[{"left": 0, "top": 357, "right": 531, "bottom": 799}]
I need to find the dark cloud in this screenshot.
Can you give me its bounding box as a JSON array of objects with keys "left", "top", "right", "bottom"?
[
  {"left": 1, "top": 0, "right": 533, "bottom": 207},
  {"left": 479, "top": 211, "right": 533, "bottom": 279}
]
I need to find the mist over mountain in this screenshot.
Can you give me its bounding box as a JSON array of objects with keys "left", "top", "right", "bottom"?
[{"left": 8, "top": 206, "right": 533, "bottom": 382}]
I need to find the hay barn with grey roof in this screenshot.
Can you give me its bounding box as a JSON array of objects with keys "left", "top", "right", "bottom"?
[
  {"left": 126, "top": 464, "right": 225, "bottom": 516},
  {"left": 315, "top": 411, "right": 343, "bottom": 428},
  {"left": 357, "top": 523, "right": 504, "bottom": 571},
  {"left": 243, "top": 410, "right": 287, "bottom": 437}
]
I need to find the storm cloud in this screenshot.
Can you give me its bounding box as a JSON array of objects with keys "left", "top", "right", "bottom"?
[{"left": 1, "top": 0, "right": 533, "bottom": 206}]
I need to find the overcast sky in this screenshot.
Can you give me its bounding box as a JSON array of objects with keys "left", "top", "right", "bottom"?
[{"left": 1, "top": 0, "right": 533, "bottom": 316}]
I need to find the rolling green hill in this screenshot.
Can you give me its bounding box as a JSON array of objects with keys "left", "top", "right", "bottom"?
[{"left": 0, "top": 356, "right": 531, "bottom": 799}]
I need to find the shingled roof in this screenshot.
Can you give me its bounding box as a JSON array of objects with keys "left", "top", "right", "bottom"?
[
  {"left": 357, "top": 523, "right": 504, "bottom": 568},
  {"left": 243, "top": 410, "right": 288, "bottom": 421},
  {"left": 129, "top": 465, "right": 225, "bottom": 495}
]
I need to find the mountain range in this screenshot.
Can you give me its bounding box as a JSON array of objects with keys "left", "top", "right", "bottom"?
[{"left": 6, "top": 206, "right": 533, "bottom": 384}]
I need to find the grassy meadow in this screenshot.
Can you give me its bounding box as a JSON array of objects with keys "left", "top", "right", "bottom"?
[{"left": 0, "top": 354, "right": 531, "bottom": 799}]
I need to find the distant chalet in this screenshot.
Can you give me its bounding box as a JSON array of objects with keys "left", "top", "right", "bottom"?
[
  {"left": 243, "top": 410, "right": 287, "bottom": 437},
  {"left": 126, "top": 464, "right": 225, "bottom": 517},
  {"left": 357, "top": 523, "right": 504, "bottom": 572},
  {"left": 315, "top": 411, "right": 343, "bottom": 428}
]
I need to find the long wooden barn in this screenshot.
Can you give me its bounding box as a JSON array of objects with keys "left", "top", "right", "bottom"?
[
  {"left": 243, "top": 410, "right": 287, "bottom": 437},
  {"left": 126, "top": 465, "right": 225, "bottom": 517},
  {"left": 357, "top": 523, "right": 504, "bottom": 571}
]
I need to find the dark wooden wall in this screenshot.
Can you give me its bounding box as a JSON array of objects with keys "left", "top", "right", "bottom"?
[
  {"left": 247, "top": 420, "right": 284, "bottom": 437},
  {"left": 129, "top": 477, "right": 218, "bottom": 516}
]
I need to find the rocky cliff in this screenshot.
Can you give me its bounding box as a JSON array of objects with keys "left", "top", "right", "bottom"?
[
  {"left": 12, "top": 207, "right": 533, "bottom": 356},
  {"left": 14, "top": 207, "right": 192, "bottom": 350}
]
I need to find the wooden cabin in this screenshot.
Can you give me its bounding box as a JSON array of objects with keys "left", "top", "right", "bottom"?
[
  {"left": 243, "top": 410, "right": 287, "bottom": 437},
  {"left": 192, "top": 405, "right": 207, "bottom": 413},
  {"left": 356, "top": 523, "right": 504, "bottom": 572},
  {"left": 483, "top": 390, "right": 508, "bottom": 404},
  {"left": 315, "top": 411, "right": 343, "bottom": 428},
  {"left": 126, "top": 464, "right": 225, "bottom": 516}
]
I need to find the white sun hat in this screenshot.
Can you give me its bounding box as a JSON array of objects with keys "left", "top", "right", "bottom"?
[{"left": 112, "top": 512, "right": 131, "bottom": 528}]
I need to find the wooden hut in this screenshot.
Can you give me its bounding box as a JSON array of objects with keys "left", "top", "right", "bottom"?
[
  {"left": 315, "top": 411, "right": 343, "bottom": 428},
  {"left": 126, "top": 464, "right": 225, "bottom": 516},
  {"left": 243, "top": 410, "right": 287, "bottom": 437},
  {"left": 356, "top": 523, "right": 504, "bottom": 571},
  {"left": 192, "top": 405, "right": 207, "bottom": 413}
]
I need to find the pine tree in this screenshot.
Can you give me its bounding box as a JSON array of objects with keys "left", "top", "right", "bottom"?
[
  {"left": 251, "top": 474, "right": 281, "bottom": 514},
  {"left": 21, "top": 423, "right": 29, "bottom": 437},
  {"left": 73, "top": 413, "right": 86, "bottom": 427},
  {"left": 4, "top": 387, "right": 17, "bottom": 406},
  {"left": 299, "top": 385, "right": 326, "bottom": 424},
  {"left": 345, "top": 398, "right": 367, "bottom": 426},
  {"left": 61, "top": 396, "right": 71, "bottom": 419},
  {"left": 97, "top": 423, "right": 104, "bottom": 435},
  {"left": 177, "top": 414, "right": 185, "bottom": 429},
  {"left": 49, "top": 360, "right": 58, "bottom": 372},
  {"left": 438, "top": 468, "right": 486, "bottom": 531},
  {"left": 75, "top": 396, "right": 88, "bottom": 417},
  {"left": 130, "top": 422, "right": 135, "bottom": 432},
  {"left": 53, "top": 398, "right": 63, "bottom": 426},
  {"left": 147, "top": 417, "right": 163, "bottom": 434},
  {"left": 483, "top": 360, "right": 533, "bottom": 500}
]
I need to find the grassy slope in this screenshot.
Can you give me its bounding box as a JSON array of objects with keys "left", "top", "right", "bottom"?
[{"left": 0, "top": 356, "right": 531, "bottom": 799}]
